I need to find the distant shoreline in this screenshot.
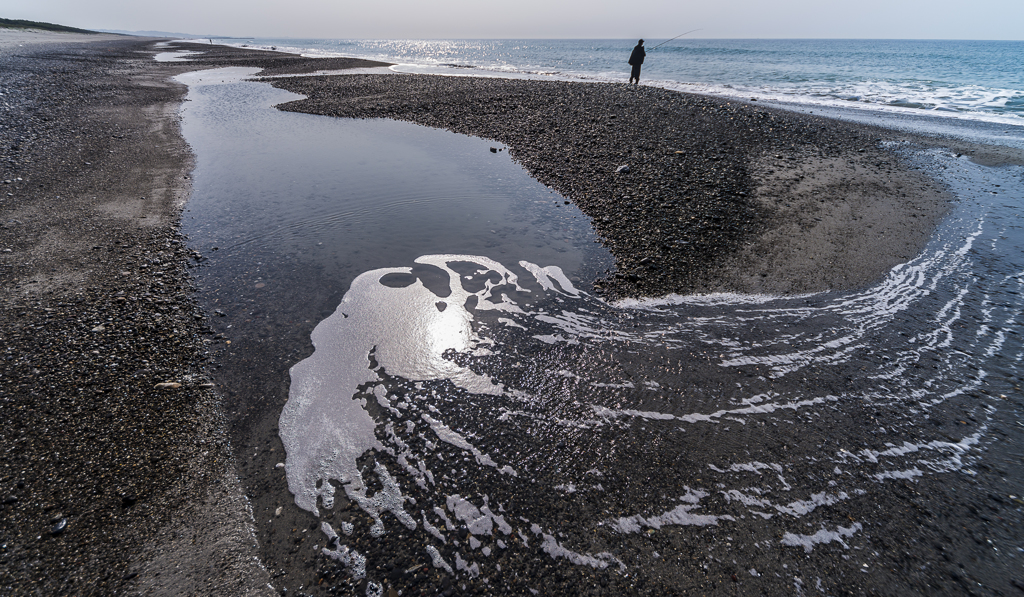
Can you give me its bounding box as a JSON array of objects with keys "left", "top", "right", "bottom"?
[
  {"left": 0, "top": 17, "right": 100, "bottom": 34},
  {"left": 0, "top": 27, "right": 126, "bottom": 47}
]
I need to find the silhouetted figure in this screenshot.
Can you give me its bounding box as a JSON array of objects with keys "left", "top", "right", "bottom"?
[{"left": 628, "top": 39, "right": 646, "bottom": 84}]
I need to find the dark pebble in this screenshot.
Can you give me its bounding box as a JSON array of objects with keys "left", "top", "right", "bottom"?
[{"left": 49, "top": 518, "right": 67, "bottom": 536}]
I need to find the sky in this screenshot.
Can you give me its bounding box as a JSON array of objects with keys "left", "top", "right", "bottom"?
[{"left": 6, "top": 0, "right": 1024, "bottom": 40}]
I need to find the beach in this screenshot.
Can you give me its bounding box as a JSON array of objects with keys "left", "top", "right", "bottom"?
[
  {"left": 1, "top": 33, "right": 1022, "bottom": 596},
  {"left": 267, "top": 72, "right": 957, "bottom": 298},
  {"left": 0, "top": 33, "right": 278, "bottom": 595}
]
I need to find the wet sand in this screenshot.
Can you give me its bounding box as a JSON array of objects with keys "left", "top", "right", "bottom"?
[{"left": 1, "top": 34, "right": 1020, "bottom": 595}]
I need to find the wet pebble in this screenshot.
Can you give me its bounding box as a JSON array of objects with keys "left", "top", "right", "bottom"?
[{"left": 49, "top": 517, "right": 67, "bottom": 536}]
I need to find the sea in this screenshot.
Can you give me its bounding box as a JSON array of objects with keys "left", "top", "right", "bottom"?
[
  {"left": 196, "top": 37, "right": 1024, "bottom": 129},
  {"left": 165, "top": 39, "right": 1024, "bottom": 594}
]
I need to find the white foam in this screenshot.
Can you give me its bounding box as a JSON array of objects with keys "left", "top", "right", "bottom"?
[
  {"left": 873, "top": 468, "right": 923, "bottom": 481},
  {"left": 445, "top": 495, "right": 513, "bottom": 536},
  {"left": 422, "top": 414, "right": 513, "bottom": 474},
  {"left": 609, "top": 504, "right": 733, "bottom": 533},
  {"left": 321, "top": 522, "right": 367, "bottom": 579},
  {"left": 774, "top": 492, "right": 849, "bottom": 517},
  {"left": 591, "top": 396, "right": 837, "bottom": 426},
  {"left": 433, "top": 506, "right": 455, "bottom": 531},
  {"left": 422, "top": 511, "right": 446, "bottom": 542},
  {"left": 426, "top": 545, "right": 454, "bottom": 574},
  {"left": 607, "top": 488, "right": 732, "bottom": 533},
  {"left": 276, "top": 173, "right": 1013, "bottom": 583},
  {"left": 537, "top": 530, "right": 624, "bottom": 570},
  {"left": 781, "top": 523, "right": 863, "bottom": 553},
  {"left": 454, "top": 553, "right": 480, "bottom": 577},
  {"left": 518, "top": 261, "right": 580, "bottom": 297}
]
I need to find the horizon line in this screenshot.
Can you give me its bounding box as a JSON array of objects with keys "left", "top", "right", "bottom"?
[{"left": 150, "top": 34, "right": 1024, "bottom": 42}]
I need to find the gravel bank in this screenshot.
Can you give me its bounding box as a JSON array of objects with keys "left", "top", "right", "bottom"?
[
  {"left": 0, "top": 36, "right": 392, "bottom": 597},
  {"left": 268, "top": 73, "right": 952, "bottom": 299},
  {"left": 0, "top": 36, "right": 276, "bottom": 596},
  {"left": 169, "top": 41, "right": 391, "bottom": 75}
]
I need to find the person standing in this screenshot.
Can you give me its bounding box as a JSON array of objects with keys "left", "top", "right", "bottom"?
[{"left": 628, "top": 39, "right": 646, "bottom": 84}]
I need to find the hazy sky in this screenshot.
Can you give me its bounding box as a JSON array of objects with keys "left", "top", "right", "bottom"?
[{"left": 7, "top": 0, "right": 1023, "bottom": 40}]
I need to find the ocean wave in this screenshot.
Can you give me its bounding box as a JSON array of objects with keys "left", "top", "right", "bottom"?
[{"left": 647, "top": 78, "right": 1024, "bottom": 127}]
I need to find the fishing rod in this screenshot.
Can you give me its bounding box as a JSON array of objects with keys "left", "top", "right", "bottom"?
[{"left": 649, "top": 29, "right": 703, "bottom": 50}]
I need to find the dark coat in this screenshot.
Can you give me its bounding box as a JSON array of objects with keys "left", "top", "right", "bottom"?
[{"left": 628, "top": 44, "right": 646, "bottom": 66}]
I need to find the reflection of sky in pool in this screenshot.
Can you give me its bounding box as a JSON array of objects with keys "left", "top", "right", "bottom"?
[{"left": 176, "top": 68, "right": 608, "bottom": 282}]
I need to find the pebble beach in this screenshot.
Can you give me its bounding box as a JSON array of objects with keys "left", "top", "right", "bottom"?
[{"left": 1, "top": 32, "right": 1022, "bottom": 596}]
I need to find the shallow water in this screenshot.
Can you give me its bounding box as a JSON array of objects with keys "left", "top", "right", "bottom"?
[
  {"left": 178, "top": 69, "right": 1024, "bottom": 594},
  {"left": 281, "top": 153, "right": 1024, "bottom": 593},
  {"left": 177, "top": 69, "right": 604, "bottom": 274}
]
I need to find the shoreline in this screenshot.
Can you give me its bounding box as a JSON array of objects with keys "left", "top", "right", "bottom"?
[
  {"left": 266, "top": 71, "right": 955, "bottom": 298},
  {"left": 1, "top": 34, "right": 1020, "bottom": 595},
  {"left": 0, "top": 35, "right": 275, "bottom": 595}
]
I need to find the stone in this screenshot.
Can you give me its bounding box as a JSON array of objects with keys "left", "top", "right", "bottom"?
[{"left": 49, "top": 518, "right": 68, "bottom": 536}]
